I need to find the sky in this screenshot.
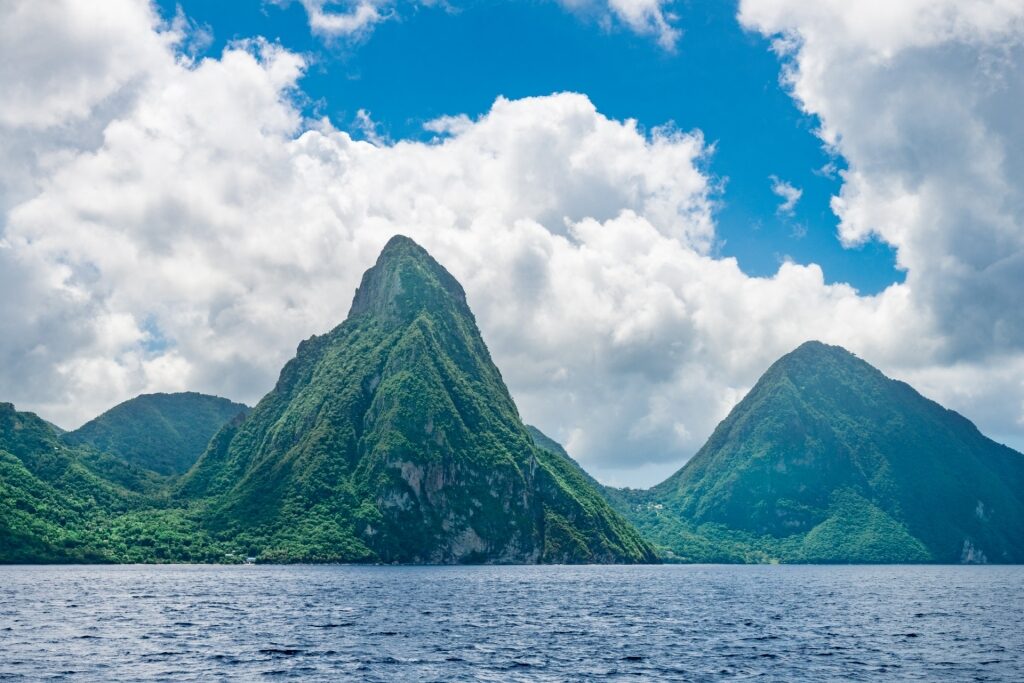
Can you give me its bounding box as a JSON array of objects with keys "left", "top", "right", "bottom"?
[
  {"left": 1, "top": 0, "right": 1023, "bottom": 487},
  {"left": 152, "top": 0, "right": 901, "bottom": 292}
]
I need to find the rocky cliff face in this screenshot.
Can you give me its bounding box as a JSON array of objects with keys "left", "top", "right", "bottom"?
[{"left": 183, "top": 235, "right": 657, "bottom": 564}]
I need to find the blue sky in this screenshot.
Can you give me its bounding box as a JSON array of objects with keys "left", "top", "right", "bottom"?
[{"left": 155, "top": 0, "right": 901, "bottom": 294}]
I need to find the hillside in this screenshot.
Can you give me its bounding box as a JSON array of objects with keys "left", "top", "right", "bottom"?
[
  {"left": 0, "top": 403, "right": 159, "bottom": 561},
  {"left": 63, "top": 392, "right": 249, "bottom": 475},
  {"left": 614, "top": 342, "right": 1024, "bottom": 563}
]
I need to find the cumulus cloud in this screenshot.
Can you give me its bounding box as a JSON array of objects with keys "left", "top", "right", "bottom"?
[
  {"left": 740, "top": 0, "right": 1024, "bottom": 357},
  {"left": 769, "top": 175, "right": 801, "bottom": 216},
  {"left": 0, "top": 0, "right": 175, "bottom": 129},
  {"left": 2, "top": 0, "right": 1022, "bottom": 486},
  {"left": 739, "top": 0, "right": 1024, "bottom": 450}
]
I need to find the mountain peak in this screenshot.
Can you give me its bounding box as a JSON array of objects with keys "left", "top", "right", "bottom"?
[
  {"left": 641, "top": 338, "right": 1024, "bottom": 564},
  {"left": 63, "top": 392, "right": 249, "bottom": 476},
  {"left": 792, "top": 339, "right": 832, "bottom": 352},
  {"left": 784, "top": 340, "right": 854, "bottom": 361},
  {"left": 180, "top": 235, "right": 656, "bottom": 564},
  {"left": 765, "top": 340, "right": 875, "bottom": 387},
  {"left": 379, "top": 233, "right": 422, "bottom": 254},
  {"left": 348, "top": 235, "right": 469, "bottom": 323}
]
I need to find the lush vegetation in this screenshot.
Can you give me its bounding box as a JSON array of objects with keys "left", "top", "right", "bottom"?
[
  {"left": 6, "top": 243, "right": 1024, "bottom": 566},
  {"left": 608, "top": 341, "right": 1024, "bottom": 563},
  {"left": 63, "top": 392, "right": 249, "bottom": 475},
  {"left": 0, "top": 403, "right": 180, "bottom": 562},
  {"left": 1, "top": 235, "right": 656, "bottom": 564},
  {"left": 180, "top": 235, "right": 655, "bottom": 564}
]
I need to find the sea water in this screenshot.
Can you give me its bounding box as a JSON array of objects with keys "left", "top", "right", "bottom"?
[{"left": 1, "top": 564, "right": 1021, "bottom": 681}]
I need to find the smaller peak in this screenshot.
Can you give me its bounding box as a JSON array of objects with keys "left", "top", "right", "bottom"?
[
  {"left": 787, "top": 340, "right": 854, "bottom": 359},
  {"left": 769, "top": 340, "right": 874, "bottom": 382}
]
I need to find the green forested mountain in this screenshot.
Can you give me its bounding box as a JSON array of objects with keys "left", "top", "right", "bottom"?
[
  {"left": 526, "top": 425, "right": 602, "bottom": 490},
  {"left": 611, "top": 341, "right": 1024, "bottom": 563},
  {"left": 63, "top": 392, "right": 249, "bottom": 475},
  {"left": 1, "top": 237, "right": 653, "bottom": 565},
  {"left": 178, "top": 235, "right": 656, "bottom": 563},
  {"left": 6, "top": 244, "right": 1022, "bottom": 565}
]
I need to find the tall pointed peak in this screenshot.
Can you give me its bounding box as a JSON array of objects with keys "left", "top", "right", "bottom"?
[
  {"left": 183, "top": 236, "right": 655, "bottom": 565},
  {"left": 348, "top": 234, "right": 469, "bottom": 323},
  {"left": 379, "top": 233, "right": 424, "bottom": 256}
]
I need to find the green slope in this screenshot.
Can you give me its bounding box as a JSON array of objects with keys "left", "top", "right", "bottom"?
[
  {"left": 0, "top": 403, "right": 155, "bottom": 562},
  {"left": 182, "top": 235, "right": 656, "bottom": 564},
  {"left": 614, "top": 342, "right": 1024, "bottom": 563},
  {"left": 0, "top": 402, "right": 267, "bottom": 564},
  {"left": 64, "top": 392, "right": 249, "bottom": 476},
  {"left": 526, "top": 425, "right": 604, "bottom": 492}
]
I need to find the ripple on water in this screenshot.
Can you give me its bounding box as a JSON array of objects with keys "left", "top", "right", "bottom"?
[{"left": 1, "top": 565, "right": 1022, "bottom": 682}]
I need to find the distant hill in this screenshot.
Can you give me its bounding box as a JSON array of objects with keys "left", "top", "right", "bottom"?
[
  {"left": 612, "top": 342, "right": 1024, "bottom": 563},
  {"left": 180, "top": 236, "right": 656, "bottom": 564},
  {"left": 64, "top": 393, "right": 249, "bottom": 476}
]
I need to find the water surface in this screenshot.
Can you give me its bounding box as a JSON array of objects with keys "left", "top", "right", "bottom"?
[{"left": 1, "top": 564, "right": 1021, "bottom": 681}]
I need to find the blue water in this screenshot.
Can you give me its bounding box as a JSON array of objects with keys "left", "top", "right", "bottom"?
[{"left": 1, "top": 565, "right": 1021, "bottom": 681}]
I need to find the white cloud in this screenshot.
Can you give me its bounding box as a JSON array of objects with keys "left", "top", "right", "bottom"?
[
  {"left": 559, "top": 0, "right": 681, "bottom": 50},
  {"left": 610, "top": 0, "right": 681, "bottom": 50},
  {"left": 739, "top": 0, "right": 1024, "bottom": 434},
  {"left": 352, "top": 108, "right": 388, "bottom": 145},
  {"left": 0, "top": 0, "right": 175, "bottom": 129},
  {"left": 296, "top": 0, "right": 391, "bottom": 39},
  {"left": 2, "top": 0, "right": 1023, "bottom": 488},
  {"left": 423, "top": 114, "right": 473, "bottom": 137},
  {"left": 769, "top": 175, "right": 802, "bottom": 216}
]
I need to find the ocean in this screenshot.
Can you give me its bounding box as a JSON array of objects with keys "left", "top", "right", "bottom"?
[{"left": 1, "top": 564, "right": 1021, "bottom": 681}]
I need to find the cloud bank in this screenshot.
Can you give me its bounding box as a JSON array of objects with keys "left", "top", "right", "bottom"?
[{"left": 1, "top": 0, "right": 1022, "bottom": 486}]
